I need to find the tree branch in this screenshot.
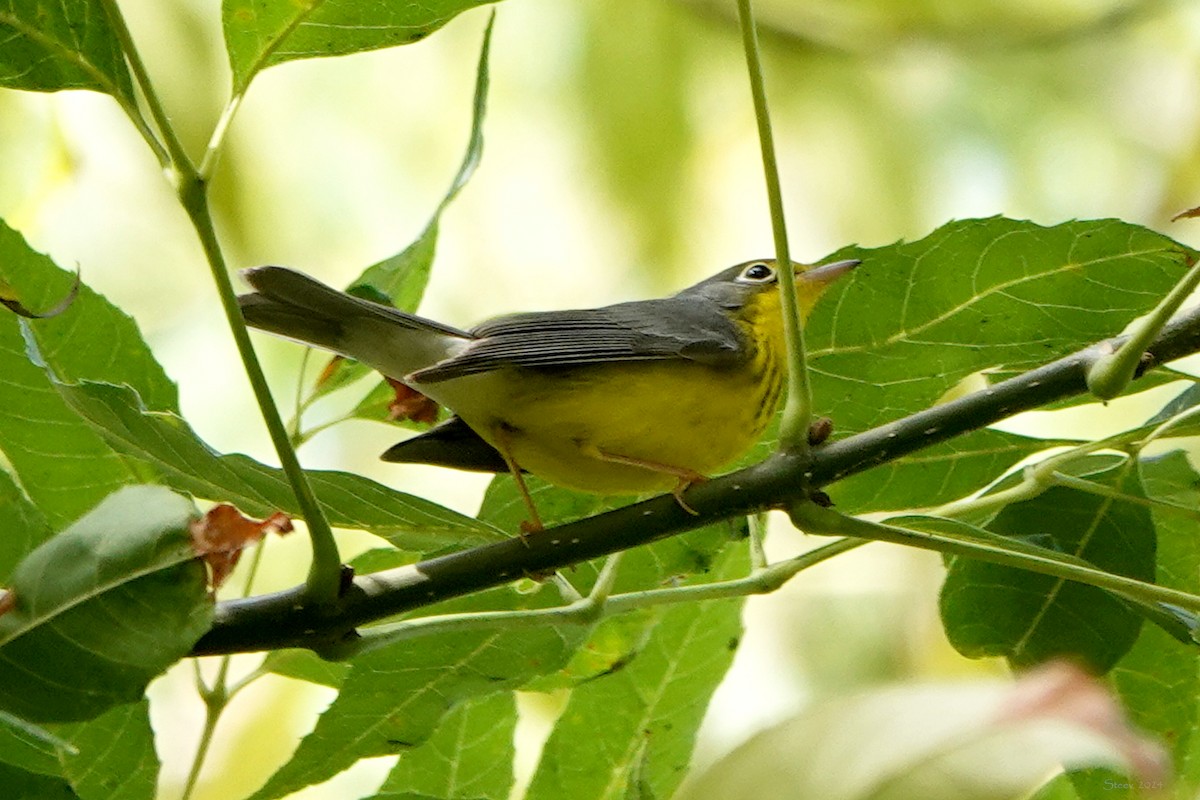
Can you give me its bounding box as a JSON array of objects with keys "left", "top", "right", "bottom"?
[{"left": 191, "top": 304, "right": 1200, "bottom": 656}]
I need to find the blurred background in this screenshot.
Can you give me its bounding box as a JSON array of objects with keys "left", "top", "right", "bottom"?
[{"left": 3, "top": 0, "right": 1200, "bottom": 796}]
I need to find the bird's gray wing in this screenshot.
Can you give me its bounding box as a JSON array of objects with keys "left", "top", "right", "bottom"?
[{"left": 409, "top": 297, "right": 747, "bottom": 383}]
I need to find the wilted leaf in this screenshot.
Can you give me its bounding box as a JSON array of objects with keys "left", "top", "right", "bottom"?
[
  {"left": 383, "top": 379, "right": 440, "bottom": 425},
  {"left": 189, "top": 505, "right": 293, "bottom": 590},
  {"left": 0, "top": 268, "right": 78, "bottom": 319}
]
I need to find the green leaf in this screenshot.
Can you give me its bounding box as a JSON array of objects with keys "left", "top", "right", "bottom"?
[
  {"left": 0, "top": 711, "right": 74, "bottom": 776},
  {"left": 1029, "top": 776, "right": 1083, "bottom": 800},
  {"left": 476, "top": 473, "right": 740, "bottom": 593},
  {"left": 0, "top": 762, "right": 78, "bottom": 800},
  {"left": 0, "top": 469, "right": 52, "bottom": 583},
  {"left": 261, "top": 649, "right": 350, "bottom": 689},
  {"left": 222, "top": 0, "right": 495, "bottom": 94},
  {"left": 246, "top": 622, "right": 589, "bottom": 800},
  {"left": 0, "top": 486, "right": 212, "bottom": 722},
  {"left": 478, "top": 474, "right": 614, "bottom": 533},
  {"left": 348, "top": 547, "right": 417, "bottom": 574},
  {"left": 306, "top": 15, "right": 493, "bottom": 409},
  {"left": 543, "top": 522, "right": 745, "bottom": 693},
  {"left": 0, "top": 224, "right": 176, "bottom": 410},
  {"left": 1066, "top": 451, "right": 1200, "bottom": 795},
  {"left": 0, "top": 318, "right": 136, "bottom": 526},
  {"left": 831, "top": 428, "right": 1070, "bottom": 513},
  {"left": 479, "top": 474, "right": 743, "bottom": 693},
  {"left": 1144, "top": 381, "right": 1200, "bottom": 437},
  {"left": 936, "top": 461, "right": 1155, "bottom": 673},
  {"left": 55, "top": 701, "right": 157, "bottom": 800},
  {"left": 0, "top": 0, "right": 134, "bottom": 100},
  {"left": 4, "top": 227, "right": 495, "bottom": 552},
  {"left": 807, "top": 218, "right": 1194, "bottom": 437},
  {"left": 45, "top": 378, "right": 504, "bottom": 552},
  {"left": 373, "top": 692, "right": 515, "bottom": 800},
  {"left": 0, "top": 221, "right": 172, "bottom": 525},
  {"left": 249, "top": 482, "right": 618, "bottom": 800},
  {"left": 525, "top": 546, "right": 746, "bottom": 800}
]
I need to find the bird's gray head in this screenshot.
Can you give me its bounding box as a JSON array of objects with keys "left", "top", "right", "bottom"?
[{"left": 678, "top": 258, "right": 860, "bottom": 310}]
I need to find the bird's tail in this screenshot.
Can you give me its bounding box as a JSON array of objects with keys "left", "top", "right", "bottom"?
[{"left": 238, "top": 266, "right": 470, "bottom": 377}]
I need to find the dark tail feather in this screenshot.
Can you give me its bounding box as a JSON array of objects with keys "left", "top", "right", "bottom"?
[
  {"left": 237, "top": 291, "right": 348, "bottom": 352},
  {"left": 381, "top": 416, "right": 511, "bottom": 474},
  {"left": 238, "top": 266, "right": 470, "bottom": 352}
]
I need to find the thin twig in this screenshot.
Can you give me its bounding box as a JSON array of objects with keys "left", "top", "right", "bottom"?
[{"left": 736, "top": 0, "right": 813, "bottom": 454}]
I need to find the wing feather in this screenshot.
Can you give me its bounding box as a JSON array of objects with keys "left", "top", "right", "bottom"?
[{"left": 409, "top": 298, "right": 746, "bottom": 383}]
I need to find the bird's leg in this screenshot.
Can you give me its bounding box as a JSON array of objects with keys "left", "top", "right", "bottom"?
[
  {"left": 492, "top": 424, "right": 544, "bottom": 535},
  {"left": 587, "top": 446, "right": 707, "bottom": 516}
]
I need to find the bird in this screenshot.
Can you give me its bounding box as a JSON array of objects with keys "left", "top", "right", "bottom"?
[{"left": 239, "top": 257, "right": 858, "bottom": 530}]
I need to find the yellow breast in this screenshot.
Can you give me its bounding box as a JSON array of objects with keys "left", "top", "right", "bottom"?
[{"left": 431, "top": 293, "right": 787, "bottom": 494}]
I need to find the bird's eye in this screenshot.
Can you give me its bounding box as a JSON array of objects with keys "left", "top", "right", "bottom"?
[{"left": 738, "top": 262, "right": 775, "bottom": 283}]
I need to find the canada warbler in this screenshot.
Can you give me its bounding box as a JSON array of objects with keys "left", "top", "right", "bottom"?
[{"left": 239, "top": 258, "right": 858, "bottom": 529}]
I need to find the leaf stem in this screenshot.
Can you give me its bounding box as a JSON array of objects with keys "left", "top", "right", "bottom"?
[
  {"left": 288, "top": 349, "right": 313, "bottom": 446},
  {"left": 1087, "top": 252, "right": 1200, "bottom": 399},
  {"left": 736, "top": 0, "right": 813, "bottom": 454},
  {"left": 790, "top": 503, "right": 1200, "bottom": 613},
  {"left": 179, "top": 539, "right": 272, "bottom": 799},
  {"left": 931, "top": 430, "right": 1138, "bottom": 520},
  {"left": 748, "top": 512, "right": 769, "bottom": 571},
  {"left": 198, "top": 93, "right": 245, "bottom": 182},
  {"left": 96, "top": 0, "right": 193, "bottom": 176},
  {"left": 179, "top": 687, "right": 222, "bottom": 800},
  {"left": 344, "top": 538, "right": 859, "bottom": 657},
  {"left": 1140, "top": 403, "right": 1200, "bottom": 446},
  {"left": 178, "top": 182, "right": 342, "bottom": 604},
  {"left": 1049, "top": 471, "right": 1200, "bottom": 524},
  {"left": 96, "top": 0, "right": 342, "bottom": 604}
]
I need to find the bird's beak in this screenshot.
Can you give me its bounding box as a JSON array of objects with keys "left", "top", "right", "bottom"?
[{"left": 796, "top": 258, "right": 861, "bottom": 286}]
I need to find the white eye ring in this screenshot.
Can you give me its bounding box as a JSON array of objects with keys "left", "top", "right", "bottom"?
[{"left": 738, "top": 262, "right": 776, "bottom": 283}]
